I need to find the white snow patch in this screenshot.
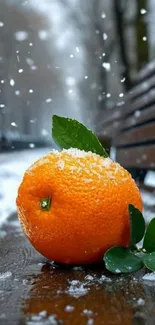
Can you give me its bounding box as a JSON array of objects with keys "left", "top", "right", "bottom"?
[
  {"left": 56, "top": 159, "right": 65, "bottom": 170},
  {"left": 67, "top": 279, "right": 89, "bottom": 298},
  {"left": 0, "top": 271, "right": 12, "bottom": 279},
  {"left": 87, "top": 319, "right": 94, "bottom": 325},
  {"left": 101, "top": 157, "right": 112, "bottom": 168},
  {"left": 62, "top": 148, "right": 98, "bottom": 159},
  {"left": 142, "top": 273, "right": 155, "bottom": 281},
  {"left": 0, "top": 148, "right": 50, "bottom": 225},
  {"left": 137, "top": 298, "right": 145, "bottom": 306},
  {"left": 141, "top": 189, "right": 155, "bottom": 206},
  {"left": 98, "top": 274, "right": 112, "bottom": 283},
  {"left": 83, "top": 309, "right": 93, "bottom": 316},
  {"left": 48, "top": 315, "right": 58, "bottom": 324},
  {"left": 85, "top": 275, "right": 94, "bottom": 281},
  {"left": 64, "top": 305, "right": 75, "bottom": 312},
  {"left": 144, "top": 171, "right": 155, "bottom": 187},
  {"left": 39, "top": 310, "right": 47, "bottom": 317}
]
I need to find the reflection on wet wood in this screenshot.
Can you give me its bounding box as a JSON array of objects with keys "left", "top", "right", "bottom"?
[{"left": 0, "top": 215, "right": 155, "bottom": 325}]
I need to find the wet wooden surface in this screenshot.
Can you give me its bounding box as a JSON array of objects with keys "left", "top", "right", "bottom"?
[{"left": 0, "top": 207, "right": 155, "bottom": 325}]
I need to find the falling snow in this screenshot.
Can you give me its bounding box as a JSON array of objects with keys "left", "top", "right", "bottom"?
[
  {"left": 101, "top": 12, "right": 106, "bottom": 19},
  {"left": 26, "top": 58, "right": 34, "bottom": 66},
  {"left": 38, "top": 30, "right": 48, "bottom": 40},
  {"left": 11, "top": 122, "right": 17, "bottom": 127},
  {"left": 14, "top": 31, "right": 28, "bottom": 41},
  {"left": 103, "top": 33, "right": 108, "bottom": 41},
  {"left": 45, "top": 98, "right": 52, "bottom": 103},
  {"left": 15, "top": 90, "right": 20, "bottom": 96},
  {"left": 121, "top": 77, "right": 125, "bottom": 82},
  {"left": 140, "top": 8, "right": 147, "bottom": 14},
  {"left": 10, "top": 79, "right": 15, "bottom": 86},
  {"left": 66, "top": 77, "right": 76, "bottom": 86},
  {"left": 29, "top": 143, "right": 35, "bottom": 148},
  {"left": 102, "top": 62, "right": 111, "bottom": 71}
]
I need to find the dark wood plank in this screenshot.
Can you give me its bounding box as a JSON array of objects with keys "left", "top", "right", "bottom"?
[
  {"left": 116, "top": 145, "right": 155, "bottom": 169},
  {"left": 122, "top": 88, "right": 155, "bottom": 117},
  {"left": 137, "top": 60, "right": 155, "bottom": 82},
  {"left": 97, "top": 120, "right": 121, "bottom": 137},
  {"left": 126, "top": 75, "right": 155, "bottom": 102},
  {"left": 122, "top": 105, "right": 155, "bottom": 130},
  {"left": 96, "top": 108, "right": 122, "bottom": 128},
  {"left": 113, "top": 122, "right": 155, "bottom": 147}
]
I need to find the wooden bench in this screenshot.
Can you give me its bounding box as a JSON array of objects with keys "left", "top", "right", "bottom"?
[{"left": 96, "top": 60, "right": 155, "bottom": 181}]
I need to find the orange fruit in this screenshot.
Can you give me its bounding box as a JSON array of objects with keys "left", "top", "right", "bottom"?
[{"left": 16, "top": 148, "right": 142, "bottom": 264}]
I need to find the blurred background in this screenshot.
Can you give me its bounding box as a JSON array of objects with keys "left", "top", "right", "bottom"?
[
  {"left": 0, "top": 0, "right": 151, "bottom": 141},
  {"left": 0, "top": 0, "right": 154, "bottom": 225}
]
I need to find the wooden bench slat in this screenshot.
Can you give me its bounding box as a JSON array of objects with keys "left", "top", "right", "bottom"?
[
  {"left": 97, "top": 120, "right": 121, "bottom": 137},
  {"left": 116, "top": 145, "right": 155, "bottom": 169},
  {"left": 113, "top": 122, "right": 155, "bottom": 147},
  {"left": 96, "top": 109, "right": 122, "bottom": 128},
  {"left": 122, "top": 89, "right": 155, "bottom": 117},
  {"left": 137, "top": 60, "right": 155, "bottom": 82},
  {"left": 122, "top": 105, "right": 155, "bottom": 130},
  {"left": 126, "top": 75, "right": 155, "bottom": 101}
]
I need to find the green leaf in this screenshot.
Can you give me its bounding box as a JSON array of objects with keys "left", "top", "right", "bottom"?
[
  {"left": 143, "top": 218, "right": 155, "bottom": 252},
  {"left": 128, "top": 204, "right": 145, "bottom": 247},
  {"left": 104, "top": 246, "right": 143, "bottom": 274},
  {"left": 40, "top": 197, "right": 51, "bottom": 211},
  {"left": 52, "top": 115, "right": 108, "bottom": 157},
  {"left": 143, "top": 252, "right": 155, "bottom": 272}
]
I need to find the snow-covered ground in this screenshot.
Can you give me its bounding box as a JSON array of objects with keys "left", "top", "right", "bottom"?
[
  {"left": 0, "top": 148, "right": 50, "bottom": 225},
  {"left": 0, "top": 149, "right": 155, "bottom": 226}
]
